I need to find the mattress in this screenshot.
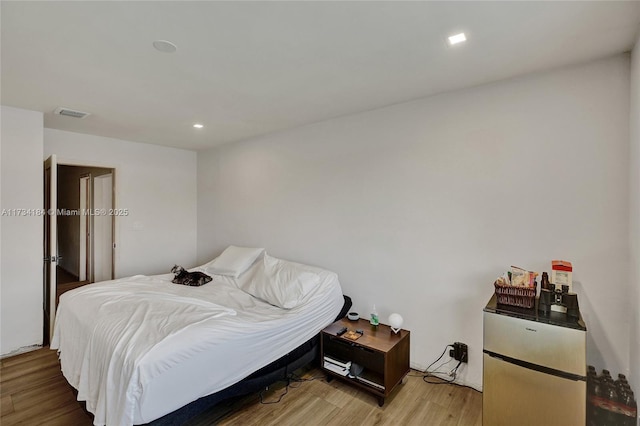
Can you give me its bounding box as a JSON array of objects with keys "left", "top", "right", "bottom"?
[{"left": 51, "top": 258, "right": 343, "bottom": 426}]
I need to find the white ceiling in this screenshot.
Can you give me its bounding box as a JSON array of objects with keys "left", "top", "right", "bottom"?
[{"left": 2, "top": 1, "right": 639, "bottom": 151}]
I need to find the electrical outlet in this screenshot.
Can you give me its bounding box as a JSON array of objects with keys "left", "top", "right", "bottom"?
[{"left": 452, "top": 342, "right": 468, "bottom": 363}]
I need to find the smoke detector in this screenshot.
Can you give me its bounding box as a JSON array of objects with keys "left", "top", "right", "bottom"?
[
  {"left": 54, "top": 107, "right": 91, "bottom": 119},
  {"left": 153, "top": 40, "right": 177, "bottom": 53}
]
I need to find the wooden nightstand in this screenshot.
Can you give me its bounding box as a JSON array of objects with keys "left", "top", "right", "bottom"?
[{"left": 320, "top": 317, "right": 410, "bottom": 406}]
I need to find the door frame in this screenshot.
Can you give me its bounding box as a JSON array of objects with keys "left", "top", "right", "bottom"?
[
  {"left": 43, "top": 155, "right": 57, "bottom": 345},
  {"left": 44, "top": 157, "right": 117, "bottom": 345}
]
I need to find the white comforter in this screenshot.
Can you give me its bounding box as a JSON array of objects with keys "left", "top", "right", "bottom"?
[{"left": 51, "top": 263, "right": 343, "bottom": 426}]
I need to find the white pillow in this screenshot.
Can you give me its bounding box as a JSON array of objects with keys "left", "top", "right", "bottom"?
[
  {"left": 204, "top": 246, "right": 265, "bottom": 278},
  {"left": 240, "top": 255, "right": 321, "bottom": 309}
]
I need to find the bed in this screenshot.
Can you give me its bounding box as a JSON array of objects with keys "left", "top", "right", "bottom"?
[{"left": 51, "top": 247, "right": 347, "bottom": 426}]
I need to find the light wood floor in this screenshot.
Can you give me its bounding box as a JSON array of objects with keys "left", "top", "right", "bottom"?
[
  {"left": 1, "top": 348, "right": 92, "bottom": 425},
  {"left": 1, "top": 348, "right": 482, "bottom": 426}
]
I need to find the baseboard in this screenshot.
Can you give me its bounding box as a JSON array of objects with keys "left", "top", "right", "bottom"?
[{"left": 1, "top": 344, "right": 43, "bottom": 359}]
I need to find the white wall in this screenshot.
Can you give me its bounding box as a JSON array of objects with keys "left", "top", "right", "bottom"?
[
  {"left": 629, "top": 36, "right": 640, "bottom": 395},
  {"left": 1, "top": 106, "right": 44, "bottom": 355},
  {"left": 45, "top": 129, "right": 198, "bottom": 278},
  {"left": 198, "top": 56, "right": 631, "bottom": 388}
]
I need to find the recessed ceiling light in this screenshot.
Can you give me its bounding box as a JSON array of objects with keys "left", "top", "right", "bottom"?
[
  {"left": 193, "top": 123, "right": 204, "bottom": 129},
  {"left": 153, "top": 40, "right": 177, "bottom": 53},
  {"left": 448, "top": 33, "right": 467, "bottom": 46}
]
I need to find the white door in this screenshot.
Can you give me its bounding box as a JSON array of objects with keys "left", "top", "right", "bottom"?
[
  {"left": 93, "top": 173, "right": 113, "bottom": 282},
  {"left": 43, "top": 155, "right": 57, "bottom": 343}
]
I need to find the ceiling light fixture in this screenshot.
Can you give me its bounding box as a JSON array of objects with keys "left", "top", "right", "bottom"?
[
  {"left": 153, "top": 40, "right": 177, "bottom": 53},
  {"left": 448, "top": 32, "right": 467, "bottom": 46},
  {"left": 193, "top": 123, "right": 204, "bottom": 129}
]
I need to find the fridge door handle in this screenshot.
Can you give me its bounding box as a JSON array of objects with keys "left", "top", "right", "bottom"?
[{"left": 483, "top": 349, "right": 586, "bottom": 382}]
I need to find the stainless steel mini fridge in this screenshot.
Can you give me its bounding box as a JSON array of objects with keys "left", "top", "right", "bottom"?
[{"left": 483, "top": 295, "right": 587, "bottom": 425}]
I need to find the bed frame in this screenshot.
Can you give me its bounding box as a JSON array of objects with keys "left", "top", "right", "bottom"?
[{"left": 143, "top": 295, "right": 352, "bottom": 426}]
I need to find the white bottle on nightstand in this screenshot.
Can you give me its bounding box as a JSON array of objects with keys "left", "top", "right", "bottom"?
[{"left": 370, "top": 305, "right": 379, "bottom": 326}]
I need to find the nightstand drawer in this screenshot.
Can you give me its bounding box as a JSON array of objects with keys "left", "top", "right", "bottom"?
[
  {"left": 351, "top": 344, "right": 384, "bottom": 372},
  {"left": 323, "top": 335, "right": 384, "bottom": 372},
  {"left": 322, "top": 334, "right": 353, "bottom": 361}
]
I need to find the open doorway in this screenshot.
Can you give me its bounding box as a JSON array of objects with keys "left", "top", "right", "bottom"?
[
  {"left": 44, "top": 160, "right": 115, "bottom": 344},
  {"left": 57, "top": 165, "right": 114, "bottom": 287}
]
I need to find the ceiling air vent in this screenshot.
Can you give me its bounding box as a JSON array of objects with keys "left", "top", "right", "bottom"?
[{"left": 54, "top": 107, "right": 90, "bottom": 119}]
